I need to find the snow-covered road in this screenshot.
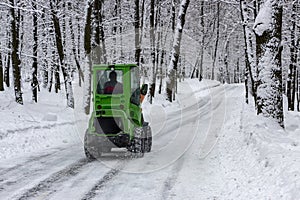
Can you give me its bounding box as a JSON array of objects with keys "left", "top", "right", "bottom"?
[{"left": 0, "top": 82, "right": 247, "bottom": 200}]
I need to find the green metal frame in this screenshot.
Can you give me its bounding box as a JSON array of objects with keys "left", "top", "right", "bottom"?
[{"left": 87, "top": 64, "right": 142, "bottom": 140}]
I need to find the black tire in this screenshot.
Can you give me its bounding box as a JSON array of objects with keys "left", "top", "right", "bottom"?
[
  {"left": 84, "top": 146, "right": 96, "bottom": 161},
  {"left": 131, "top": 127, "right": 145, "bottom": 157},
  {"left": 144, "top": 126, "right": 152, "bottom": 153},
  {"left": 84, "top": 131, "right": 97, "bottom": 161}
]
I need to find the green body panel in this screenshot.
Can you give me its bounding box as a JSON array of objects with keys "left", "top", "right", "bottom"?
[{"left": 87, "top": 64, "right": 142, "bottom": 141}]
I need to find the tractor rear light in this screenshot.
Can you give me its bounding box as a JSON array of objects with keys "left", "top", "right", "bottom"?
[{"left": 97, "top": 105, "right": 102, "bottom": 110}]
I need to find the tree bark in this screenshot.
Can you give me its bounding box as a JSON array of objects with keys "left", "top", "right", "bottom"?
[
  {"left": 199, "top": 0, "right": 205, "bottom": 82},
  {"left": 83, "top": 0, "right": 93, "bottom": 115},
  {"left": 32, "top": 1, "right": 38, "bottom": 102},
  {"left": 4, "top": 28, "right": 11, "bottom": 88},
  {"left": 139, "top": 0, "right": 145, "bottom": 68},
  {"left": 92, "top": 0, "right": 107, "bottom": 63},
  {"left": 254, "top": 0, "right": 284, "bottom": 127},
  {"left": 50, "top": 0, "right": 74, "bottom": 108},
  {"left": 224, "top": 39, "right": 230, "bottom": 84},
  {"left": 240, "top": 0, "right": 257, "bottom": 105},
  {"left": 10, "top": 0, "right": 23, "bottom": 104},
  {"left": 112, "top": 0, "right": 118, "bottom": 62},
  {"left": 166, "top": 0, "right": 190, "bottom": 102},
  {"left": 41, "top": 7, "right": 48, "bottom": 89},
  {"left": 0, "top": 53, "right": 4, "bottom": 91},
  {"left": 4, "top": 54, "right": 10, "bottom": 88},
  {"left": 212, "top": 1, "right": 220, "bottom": 80},
  {"left": 68, "top": 2, "right": 84, "bottom": 87},
  {"left": 297, "top": 69, "right": 299, "bottom": 111},
  {"left": 149, "top": 0, "right": 156, "bottom": 104},
  {"left": 99, "top": 2, "right": 107, "bottom": 63},
  {"left": 134, "top": 0, "right": 141, "bottom": 66},
  {"left": 287, "top": 2, "right": 297, "bottom": 111}
]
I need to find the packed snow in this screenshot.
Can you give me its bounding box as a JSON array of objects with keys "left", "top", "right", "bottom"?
[{"left": 0, "top": 79, "right": 299, "bottom": 199}]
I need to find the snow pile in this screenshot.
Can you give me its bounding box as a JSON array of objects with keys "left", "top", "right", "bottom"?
[
  {"left": 217, "top": 85, "right": 300, "bottom": 199},
  {"left": 0, "top": 86, "right": 83, "bottom": 160}
]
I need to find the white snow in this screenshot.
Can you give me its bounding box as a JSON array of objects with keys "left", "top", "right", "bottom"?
[
  {"left": 0, "top": 78, "right": 299, "bottom": 199},
  {"left": 253, "top": 0, "right": 273, "bottom": 36}
]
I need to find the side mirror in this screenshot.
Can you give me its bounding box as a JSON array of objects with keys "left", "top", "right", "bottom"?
[{"left": 141, "top": 84, "right": 148, "bottom": 95}]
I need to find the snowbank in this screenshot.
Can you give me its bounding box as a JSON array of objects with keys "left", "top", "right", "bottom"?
[
  {"left": 0, "top": 87, "right": 83, "bottom": 160},
  {"left": 218, "top": 85, "right": 300, "bottom": 199}
]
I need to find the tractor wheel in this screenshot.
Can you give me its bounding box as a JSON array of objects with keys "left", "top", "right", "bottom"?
[
  {"left": 131, "top": 127, "right": 145, "bottom": 157},
  {"left": 84, "top": 146, "right": 96, "bottom": 161},
  {"left": 84, "top": 131, "right": 97, "bottom": 161},
  {"left": 144, "top": 125, "right": 152, "bottom": 153}
]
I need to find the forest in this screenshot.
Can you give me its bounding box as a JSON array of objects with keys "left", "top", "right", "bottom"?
[{"left": 0, "top": 0, "right": 299, "bottom": 127}]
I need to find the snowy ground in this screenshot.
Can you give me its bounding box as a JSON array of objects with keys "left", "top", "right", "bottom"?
[{"left": 0, "top": 79, "right": 299, "bottom": 199}]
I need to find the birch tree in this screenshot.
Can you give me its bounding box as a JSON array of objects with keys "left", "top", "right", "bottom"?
[
  {"left": 253, "top": 0, "right": 284, "bottom": 127},
  {"left": 166, "top": 0, "right": 190, "bottom": 102}
]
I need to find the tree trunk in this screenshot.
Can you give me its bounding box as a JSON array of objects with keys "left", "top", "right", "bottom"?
[
  {"left": 224, "top": 39, "right": 230, "bottom": 84},
  {"left": 166, "top": 0, "right": 190, "bottom": 102},
  {"left": 0, "top": 53, "right": 4, "bottom": 91},
  {"left": 32, "top": 1, "right": 38, "bottom": 103},
  {"left": 139, "top": 0, "right": 145, "bottom": 68},
  {"left": 92, "top": 0, "right": 106, "bottom": 63},
  {"left": 41, "top": 8, "right": 48, "bottom": 89},
  {"left": 134, "top": 0, "right": 141, "bottom": 66},
  {"left": 155, "top": 3, "right": 161, "bottom": 75},
  {"left": 83, "top": 0, "right": 93, "bottom": 115},
  {"left": 149, "top": 0, "right": 156, "bottom": 104},
  {"left": 254, "top": 0, "right": 284, "bottom": 127},
  {"left": 158, "top": 48, "right": 165, "bottom": 94},
  {"left": 49, "top": 23, "right": 60, "bottom": 93},
  {"left": 245, "top": 69, "right": 249, "bottom": 104},
  {"left": 212, "top": 1, "right": 220, "bottom": 80},
  {"left": 235, "top": 58, "right": 240, "bottom": 83},
  {"left": 99, "top": 2, "right": 107, "bottom": 63},
  {"left": 287, "top": 2, "right": 297, "bottom": 111},
  {"left": 199, "top": 0, "right": 204, "bottom": 82},
  {"left": 68, "top": 2, "right": 84, "bottom": 87},
  {"left": 77, "top": 16, "right": 81, "bottom": 59},
  {"left": 112, "top": 0, "right": 118, "bottom": 62},
  {"left": 117, "top": 0, "right": 123, "bottom": 58},
  {"left": 297, "top": 69, "right": 299, "bottom": 111},
  {"left": 50, "top": 0, "right": 74, "bottom": 108},
  {"left": 10, "top": 0, "right": 23, "bottom": 104},
  {"left": 54, "top": 65, "right": 60, "bottom": 93},
  {"left": 5, "top": 32, "right": 11, "bottom": 88},
  {"left": 240, "top": 0, "right": 257, "bottom": 105}
]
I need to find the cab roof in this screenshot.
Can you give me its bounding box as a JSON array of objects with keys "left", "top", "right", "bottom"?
[{"left": 93, "top": 64, "right": 137, "bottom": 69}]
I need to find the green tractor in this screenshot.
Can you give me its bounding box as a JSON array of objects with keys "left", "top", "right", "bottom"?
[{"left": 84, "top": 64, "right": 152, "bottom": 159}]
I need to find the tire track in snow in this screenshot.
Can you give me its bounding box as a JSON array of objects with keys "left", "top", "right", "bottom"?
[
  {"left": 15, "top": 158, "right": 89, "bottom": 200},
  {"left": 0, "top": 151, "right": 54, "bottom": 177},
  {"left": 161, "top": 157, "right": 184, "bottom": 200},
  {"left": 0, "top": 147, "right": 75, "bottom": 192},
  {"left": 0, "top": 120, "right": 81, "bottom": 140},
  {"left": 81, "top": 160, "right": 127, "bottom": 200}
]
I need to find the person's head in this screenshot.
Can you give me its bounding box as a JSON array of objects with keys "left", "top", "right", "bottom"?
[{"left": 109, "top": 71, "right": 117, "bottom": 81}]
